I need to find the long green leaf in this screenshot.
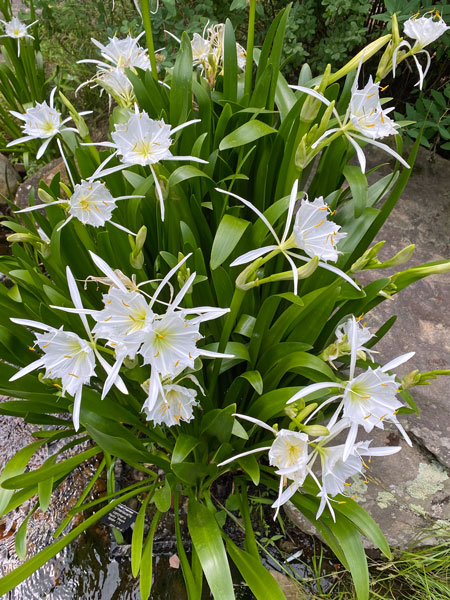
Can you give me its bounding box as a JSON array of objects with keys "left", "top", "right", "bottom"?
[
  {"left": 131, "top": 492, "right": 152, "bottom": 577},
  {"left": 188, "top": 498, "right": 234, "bottom": 600},
  {"left": 219, "top": 120, "right": 277, "bottom": 151},
  {"left": 226, "top": 536, "right": 287, "bottom": 600},
  {"left": 210, "top": 214, "right": 250, "bottom": 270}
]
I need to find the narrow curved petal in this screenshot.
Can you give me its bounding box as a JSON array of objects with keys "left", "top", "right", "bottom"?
[
  {"left": 171, "top": 272, "right": 196, "bottom": 309},
  {"left": 10, "top": 318, "right": 54, "bottom": 331},
  {"left": 233, "top": 413, "right": 277, "bottom": 434},
  {"left": 110, "top": 221, "right": 136, "bottom": 235},
  {"left": 101, "top": 355, "right": 124, "bottom": 400},
  {"left": 9, "top": 358, "right": 45, "bottom": 381},
  {"left": 342, "top": 421, "right": 359, "bottom": 461},
  {"left": 163, "top": 155, "right": 209, "bottom": 164},
  {"left": 287, "top": 381, "right": 343, "bottom": 405},
  {"left": 285, "top": 252, "right": 299, "bottom": 295},
  {"left": 230, "top": 245, "right": 278, "bottom": 267},
  {"left": 149, "top": 253, "right": 192, "bottom": 309},
  {"left": 217, "top": 446, "right": 272, "bottom": 467},
  {"left": 311, "top": 128, "right": 341, "bottom": 150},
  {"left": 282, "top": 179, "right": 299, "bottom": 243},
  {"left": 150, "top": 163, "right": 165, "bottom": 220},
  {"left": 346, "top": 134, "right": 366, "bottom": 174},
  {"left": 72, "top": 387, "right": 83, "bottom": 431},
  {"left": 170, "top": 119, "right": 201, "bottom": 135},
  {"left": 36, "top": 136, "right": 53, "bottom": 160},
  {"left": 351, "top": 135, "right": 410, "bottom": 170},
  {"left": 381, "top": 352, "right": 415, "bottom": 373},
  {"left": 215, "top": 188, "right": 281, "bottom": 244},
  {"left": 15, "top": 200, "right": 67, "bottom": 213},
  {"left": 66, "top": 266, "right": 91, "bottom": 337},
  {"left": 6, "top": 135, "right": 35, "bottom": 146},
  {"left": 89, "top": 251, "right": 128, "bottom": 292}
]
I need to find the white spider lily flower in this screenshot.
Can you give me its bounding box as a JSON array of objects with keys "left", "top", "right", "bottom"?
[
  {"left": 404, "top": 11, "right": 449, "bottom": 50},
  {"left": 96, "top": 66, "right": 136, "bottom": 107},
  {"left": 392, "top": 12, "right": 449, "bottom": 90},
  {"left": 9, "top": 319, "right": 95, "bottom": 430},
  {"left": 86, "top": 109, "right": 206, "bottom": 220},
  {"left": 287, "top": 344, "right": 415, "bottom": 459},
  {"left": 217, "top": 182, "right": 358, "bottom": 294},
  {"left": 236, "top": 43, "right": 247, "bottom": 71},
  {"left": 292, "top": 68, "right": 409, "bottom": 173},
  {"left": 191, "top": 32, "right": 211, "bottom": 68},
  {"left": 0, "top": 16, "right": 37, "bottom": 55},
  {"left": 217, "top": 414, "right": 314, "bottom": 518},
  {"left": 316, "top": 439, "right": 401, "bottom": 519},
  {"left": 349, "top": 76, "right": 399, "bottom": 139},
  {"left": 92, "top": 286, "right": 154, "bottom": 351},
  {"left": 326, "top": 315, "right": 376, "bottom": 365},
  {"left": 87, "top": 252, "right": 231, "bottom": 395},
  {"left": 89, "top": 32, "right": 152, "bottom": 71},
  {"left": 15, "top": 179, "right": 141, "bottom": 235},
  {"left": 293, "top": 196, "right": 346, "bottom": 262},
  {"left": 142, "top": 375, "right": 199, "bottom": 427},
  {"left": 7, "top": 88, "right": 83, "bottom": 159}
]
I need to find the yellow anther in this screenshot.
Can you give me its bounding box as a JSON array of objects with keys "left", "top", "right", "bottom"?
[
  {"left": 380, "top": 85, "right": 389, "bottom": 92},
  {"left": 363, "top": 413, "right": 372, "bottom": 420},
  {"left": 104, "top": 316, "right": 112, "bottom": 321},
  {"left": 42, "top": 343, "right": 50, "bottom": 348},
  {"left": 69, "top": 373, "right": 79, "bottom": 378},
  {"left": 366, "top": 93, "right": 375, "bottom": 99},
  {"left": 365, "top": 123, "right": 375, "bottom": 128},
  {"left": 122, "top": 300, "right": 130, "bottom": 307},
  {"left": 343, "top": 482, "right": 352, "bottom": 486},
  {"left": 362, "top": 460, "right": 370, "bottom": 470},
  {"left": 314, "top": 219, "right": 325, "bottom": 228},
  {"left": 174, "top": 360, "right": 179, "bottom": 367},
  {"left": 154, "top": 352, "right": 159, "bottom": 358},
  {"left": 28, "top": 346, "right": 35, "bottom": 352}
]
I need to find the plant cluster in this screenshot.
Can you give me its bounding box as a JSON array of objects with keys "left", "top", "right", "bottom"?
[{"left": 0, "top": 1, "right": 449, "bottom": 600}]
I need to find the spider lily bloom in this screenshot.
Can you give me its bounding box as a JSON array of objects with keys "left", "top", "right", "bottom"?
[
  {"left": 348, "top": 76, "right": 399, "bottom": 139},
  {"left": 323, "top": 315, "right": 376, "bottom": 366},
  {"left": 87, "top": 32, "right": 152, "bottom": 71},
  {"left": 85, "top": 109, "right": 207, "bottom": 220},
  {"left": 291, "top": 69, "right": 409, "bottom": 173},
  {"left": 217, "top": 414, "right": 316, "bottom": 518},
  {"left": 86, "top": 252, "right": 232, "bottom": 397},
  {"left": 316, "top": 439, "right": 401, "bottom": 520},
  {"left": 142, "top": 374, "right": 199, "bottom": 427},
  {"left": 96, "top": 66, "right": 136, "bottom": 108},
  {"left": 0, "top": 16, "right": 38, "bottom": 55},
  {"left": 217, "top": 181, "right": 359, "bottom": 294},
  {"left": 287, "top": 343, "right": 415, "bottom": 459},
  {"left": 191, "top": 32, "right": 212, "bottom": 69},
  {"left": 15, "top": 179, "right": 141, "bottom": 235},
  {"left": 392, "top": 12, "right": 449, "bottom": 90},
  {"left": 9, "top": 320, "right": 95, "bottom": 431},
  {"left": 7, "top": 88, "right": 88, "bottom": 159}
]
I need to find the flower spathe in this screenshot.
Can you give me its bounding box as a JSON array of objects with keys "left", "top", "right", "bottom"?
[{"left": 86, "top": 109, "right": 207, "bottom": 220}]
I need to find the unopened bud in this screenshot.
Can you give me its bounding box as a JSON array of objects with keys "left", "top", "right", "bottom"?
[
  {"left": 315, "top": 100, "right": 336, "bottom": 140},
  {"left": 350, "top": 241, "right": 385, "bottom": 273},
  {"left": 300, "top": 425, "right": 329, "bottom": 437},
  {"left": 38, "top": 188, "right": 55, "bottom": 204},
  {"left": 295, "top": 134, "right": 309, "bottom": 169},
  {"left": 297, "top": 255, "right": 319, "bottom": 279},
  {"left": 329, "top": 34, "right": 392, "bottom": 85},
  {"left": 317, "top": 64, "right": 331, "bottom": 94},
  {"left": 377, "top": 244, "right": 415, "bottom": 269},
  {"left": 300, "top": 94, "right": 322, "bottom": 123}
]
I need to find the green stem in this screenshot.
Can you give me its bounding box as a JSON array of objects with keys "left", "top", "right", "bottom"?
[
  {"left": 140, "top": 0, "right": 158, "bottom": 80},
  {"left": 244, "top": 0, "right": 256, "bottom": 98},
  {"left": 238, "top": 481, "right": 259, "bottom": 559}
]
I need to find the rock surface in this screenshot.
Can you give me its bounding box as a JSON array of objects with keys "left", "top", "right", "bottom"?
[
  {"left": 0, "top": 154, "right": 20, "bottom": 200},
  {"left": 14, "top": 158, "right": 67, "bottom": 210}
]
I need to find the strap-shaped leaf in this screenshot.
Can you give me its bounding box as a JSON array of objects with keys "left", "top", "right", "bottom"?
[
  {"left": 188, "top": 498, "right": 234, "bottom": 600},
  {"left": 226, "top": 536, "right": 287, "bottom": 600},
  {"left": 219, "top": 120, "right": 277, "bottom": 151},
  {"left": 210, "top": 214, "right": 250, "bottom": 270}
]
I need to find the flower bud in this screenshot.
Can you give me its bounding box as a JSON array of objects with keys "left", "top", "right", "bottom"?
[
  {"left": 300, "top": 424, "right": 329, "bottom": 437},
  {"left": 377, "top": 244, "right": 415, "bottom": 269},
  {"left": 329, "top": 34, "right": 392, "bottom": 85},
  {"left": 350, "top": 241, "right": 385, "bottom": 273},
  {"left": 38, "top": 188, "right": 55, "bottom": 204},
  {"left": 295, "top": 134, "right": 309, "bottom": 169}
]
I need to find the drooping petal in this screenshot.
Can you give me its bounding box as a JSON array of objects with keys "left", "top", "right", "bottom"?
[{"left": 381, "top": 352, "right": 415, "bottom": 373}]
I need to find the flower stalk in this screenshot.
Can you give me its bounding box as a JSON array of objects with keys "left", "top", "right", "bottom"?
[{"left": 140, "top": 0, "right": 158, "bottom": 80}]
